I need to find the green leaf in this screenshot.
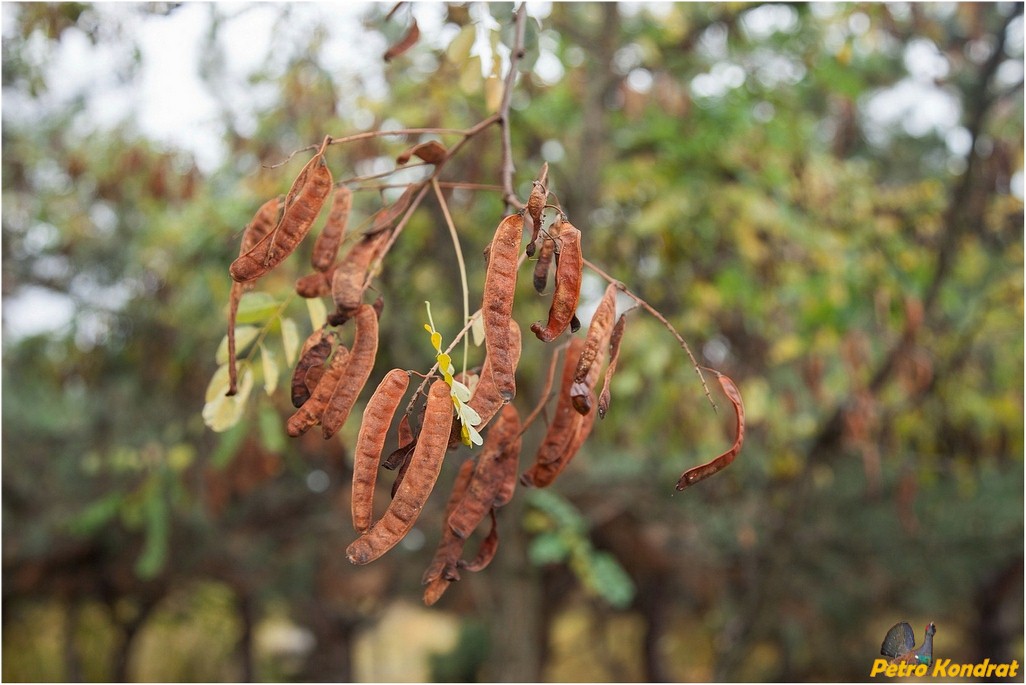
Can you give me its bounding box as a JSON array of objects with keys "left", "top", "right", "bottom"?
[
  {"left": 281, "top": 317, "right": 300, "bottom": 366},
  {"left": 587, "top": 551, "right": 636, "bottom": 608},
  {"left": 135, "top": 480, "right": 169, "bottom": 579},
  {"left": 210, "top": 420, "right": 248, "bottom": 469},
  {"left": 528, "top": 531, "right": 570, "bottom": 565},
  {"left": 236, "top": 292, "right": 280, "bottom": 324},
  {"left": 215, "top": 326, "right": 259, "bottom": 364},
  {"left": 67, "top": 493, "right": 124, "bottom": 536},
  {"left": 258, "top": 403, "right": 286, "bottom": 453}
]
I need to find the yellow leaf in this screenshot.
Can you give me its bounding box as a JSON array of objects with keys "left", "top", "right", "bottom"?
[
  {"left": 281, "top": 318, "right": 300, "bottom": 366},
  {"left": 205, "top": 364, "right": 232, "bottom": 403},
  {"left": 261, "top": 345, "right": 278, "bottom": 396},
  {"left": 470, "top": 311, "right": 485, "bottom": 347},
  {"left": 203, "top": 368, "right": 253, "bottom": 433},
  {"left": 306, "top": 297, "right": 327, "bottom": 330},
  {"left": 216, "top": 326, "right": 259, "bottom": 364}
]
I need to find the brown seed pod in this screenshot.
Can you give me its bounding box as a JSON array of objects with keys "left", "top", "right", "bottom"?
[
  {"left": 347, "top": 379, "right": 453, "bottom": 565},
  {"left": 295, "top": 264, "right": 337, "bottom": 299},
  {"left": 383, "top": 414, "right": 416, "bottom": 470},
  {"left": 331, "top": 228, "right": 392, "bottom": 321},
  {"left": 457, "top": 510, "right": 499, "bottom": 572},
  {"left": 522, "top": 337, "right": 585, "bottom": 477},
  {"left": 321, "top": 304, "right": 379, "bottom": 439},
  {"left": 597, "top": 314, "right": 627, "bottom": 419},
  {"left": 532, "top": 235, "right": 555, "bottom": 294},
  {"left": 421, "top": 459, "right": 476, "bottom": 606},
  {"left": 239, "top": 196, "right": 283, "bottom": 255},
  {"left": 531, "top": 217, "right": 582, "bottom": 343},
  {"left": 676, "top": 371, "right": 745, "bottom": 491},
  {"left": 390, "top": 448, "right": 414, "bottom": 498},
  {"left": 290, "top": 328, "right": 334, "bottom": 408},
  {"left": 383, "top": 17, "right": 420, "bottom": 62},
  {"left": 466, "top": 320, "right": 522, "bottom": 430},
  {"left": 227, "top": 197, "right": 282, "bottom": 395},
  {"left": 351, "top": 368, "right": 410, "bottom": 534},
  {"left": 396, "top": 140, "right": 447, "bottom": 166},
  {"left": 522, "top": 390, "right": 597, "bottom": 488},
  {"left": 230, "top": 145, "right": 333, "bottom": 282},
  {"left": 524, "top": 162, "right": 548, "bottom": 257},
  {"left": 481, "top": 213, "right": 524, "bottom": 401},
  {"left": 286, "top": 345, "right": 349, "bottom": 437},
  {"left": 368, "top": 185, "right": 416, "bottom": 235},
  {"left": 311, "top": 186, "right": 351, "bottom": 272},
  {"left": 447, "top": 404, "right": 521, "bottom": 540},
  {"left": 570, "top": 282, "right": 618, "bottom": 414}
]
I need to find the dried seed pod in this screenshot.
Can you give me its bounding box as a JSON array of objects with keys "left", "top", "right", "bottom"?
[
  {"left": 390, "top": 449, "right": 414, "bottom": 498},
  {"left": 239, "top": 196, "right": 283, "bottom": 255},
  {"left": 347, "top": 379, "right": 453, "bottom": 565},
  {"left": 570, "top": 282, "right": 618, "bottom": 414},
  {"left": 383, "top": 17, "right": 420, "bottom": 61},
  {"left": 331, "top": 228, "right": 392, "bottom": 321},
  {"left": 286, "top": 345, "right": 349, "bottom": 437},
  {"left": 457, "top": 510, "right": 499, "bottom": 572},
  {"left": 421, "top": 460, "right": 476, "bottom": 606},
  {"left": 290, "top": 328, "right": 333, "bottom": 408},
  {"left": 311, "top": 186, "right": 351, "bottom": 272},
  {"left": 481, "top": 213, "right": 524, "bottom": 401},
  {"left": 230, "top": 145, "right": 333, "bottom": 282},
  {"left": 321, "top": 304, "right": 379, "bottom": 439},
  {"left": 368, "top": 185, "right": 416, "bottom": 235},
  {"left": 227, "top": 197, "right": 282, "bottom": 395},
  {"left": 522, "top": 390, "right": 597, "bottom": 488},
  {"left": 597, "top": 314, "right": 627, "bottom": 419},
  {"left": 524, "top": 163, "right": 548, "bottom": 257},
  {"left": 523, "top": 337, "right": 585, "bottom": 476},
  {"left": 396, "top": 140, "right": 447, "bottom": 166},
  {"left": 295, "top": 265, "right": 337, "bottom": 299},
  {"left": 447, "top": 404, "right": 521, "bottom": 539},
  {"left": 532, "top": 236, "right": 555, "bottom": 294},
  {"left": 531, "top": 217, "right": 582, "bottom": 343},
  {"left": 467, "top": 320, "right": 522, "bottom": 430},
  {"left": 676, "top": 371, "right": 745, "bottom": 490},
  {"left": 383, "top": 414, "right": 416, "bottom": 470},
  {"left": 351, "top": 369, "right": 410, "bottom": 534}
]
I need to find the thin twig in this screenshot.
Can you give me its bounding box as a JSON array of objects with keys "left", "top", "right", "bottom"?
[
  {"left": 582, "top": 257, "right": 715, "bottom": 411},
  {"left": 404, "top": 314, "right": 478, "bottom": 416},
  {"left": 264, "top": 126, "right": 485, "bottom": 169},
  {"left": 357, "top": 181, "right": 505, "bottom": 193},
  {"left": 499, "top": 4, "right": 529, "bottom": 210},
  {"left": 432, "top": 178, "right": 471, "bottom": 376},
  {"left": 518, "top": 341, "right": 567, "bottom": 436},
  {"left": 362, "top": 113, "right": 502, "bottom": 292}
]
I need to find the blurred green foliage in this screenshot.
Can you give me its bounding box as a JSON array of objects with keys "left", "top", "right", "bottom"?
[{"left": 2, "top": 2, "right": 1022, "bottom": 682}]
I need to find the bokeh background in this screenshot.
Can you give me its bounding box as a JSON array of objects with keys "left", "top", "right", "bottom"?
[{"left": 2, "top": 2, "right": 1023, "bottom": 682}]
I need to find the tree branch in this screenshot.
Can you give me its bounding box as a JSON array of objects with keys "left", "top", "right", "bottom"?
[{"left": 500, "top": 3, "right": 529, "bottom": 210}]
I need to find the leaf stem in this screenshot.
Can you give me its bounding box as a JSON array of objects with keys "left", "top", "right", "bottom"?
[
  {"left": 581, "top": 257, "right": 715, "bottom": 411},
  {"left": 432, "top": 178, "right": 471, "bottom": 376}
]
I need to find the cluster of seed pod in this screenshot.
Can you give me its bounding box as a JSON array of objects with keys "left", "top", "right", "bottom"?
[{"left": 223, "top": 151, "right": 744, "bottom": 606}]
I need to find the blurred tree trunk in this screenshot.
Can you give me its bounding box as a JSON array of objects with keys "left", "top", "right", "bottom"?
[{"left": 480, "top": 496, "right": 543, "bottom": 682}]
